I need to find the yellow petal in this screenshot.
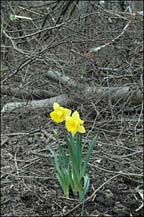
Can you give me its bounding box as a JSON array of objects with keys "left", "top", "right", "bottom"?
[
  {"left": 50, "top": 111, "right": 58, "bottom": 122},
  {"left": 72, "top": 111, "right": 84, "bottom": 124},
  {"left": 72, "top": 111, "right": 79, "bottom": 119},
  {"left": 65, "top": 117, "right": 78, "bottom": 135},
  {"left": 64, "top": 108, "right": 72, "bottom": 117},
  {"left": 78, "top": 125, "right": 86, "bottom": 134},
  {"left": 50, "top": 110, "right": 64, "bottom": 123},
  {"left": 53, "top": 102, "right": 60, "bottom": 110}
]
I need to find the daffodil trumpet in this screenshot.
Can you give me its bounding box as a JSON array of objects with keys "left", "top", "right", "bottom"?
[{"left": 49, "top": 103, "right": 96, "bottom": 201}]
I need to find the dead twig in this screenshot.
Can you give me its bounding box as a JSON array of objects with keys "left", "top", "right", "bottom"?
[{"left": 61, "top": 174, "right": 119, "bottom": 217}]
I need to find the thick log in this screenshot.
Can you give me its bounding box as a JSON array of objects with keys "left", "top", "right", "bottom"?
[
  {"left": 1, "top": 85, "right": 56, "bottom": 99},
  {"left": 1, "top": 94, "right": 72, "bottom": 113},
  {"left": 46, "top": 70, "right": 143, "bottom": 104},
  {"left": 1, "top": 86, "right": 142, "bottom": 113},
  {"left": 46, "top": 70, "right": 76, "bottom": 87},
  {"left": 1, "top": 70, "right": 143, "bottom": 112},
  {"left": 85, "top": 86, "right": 143, "bottom": 104}
]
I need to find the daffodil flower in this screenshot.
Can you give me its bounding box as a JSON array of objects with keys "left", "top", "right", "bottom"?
[
  {"left": 65, "top": 111, "right": 85, "bottom": 135},
  {"left": 49, "top": 103, "right": 96, "bottom": 201},
  {"left": 50, "top": 102, "right": 71, "bottom": 123}
]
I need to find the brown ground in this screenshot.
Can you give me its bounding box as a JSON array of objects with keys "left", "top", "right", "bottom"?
[{"left": 1, "top": 1, "right": 143, "bottom": 217}]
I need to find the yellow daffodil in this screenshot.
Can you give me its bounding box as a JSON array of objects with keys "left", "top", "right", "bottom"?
[
  {"left": 50, "top": 102, "right": 71, "bottom": 123},
  {"left": 49, "top": 104, "right": 96, "bottom": 200},
  {"left": 65, "top": 111, "right": 85, "bottom": 135}
]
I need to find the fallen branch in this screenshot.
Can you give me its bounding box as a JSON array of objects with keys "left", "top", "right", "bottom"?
[
  {"left": 46, "top": 70, "right": 76, "bottom": 87},
  {"left": 85, "top": 86, "right": 143, "bottom": 104},
  {"left": 46, "top": 70, "right": 143, "bottom": 104},
  {"left": 1, "top": 85, "right": 56, "bottom": 99},
  {"left": 1, "top": 94, "right": 72, "bottom": 113},
  {"left": 2, "top": 85, "right": 142, "bottom": 113},
  {"left": 2, "top": 69, "right": 143, "bottom": 113}
]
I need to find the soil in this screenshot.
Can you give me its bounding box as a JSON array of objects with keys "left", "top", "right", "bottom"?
[
  {"left": 1, "top": 111, "right": 143, "bottom": 217},
  {"left": 1, "top": 1, "right": 143, "bottom": 216}
]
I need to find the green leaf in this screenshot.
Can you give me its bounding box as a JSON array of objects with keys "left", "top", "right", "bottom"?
[
  {"left": 68, "top": 170, "right": 75, "bottom": 191},
  {"left": 67, "top": 135, "right": 76, "bottom": 168},
  {"left": 68, "top": 135, "right": 81, "bottom": 188},
  {"left": 72, "top": 168, "right": 82, "bottom": 192},
  {"left": 81, "top": 136, "right": 96, "bottom": 177},
  {"left": 76, "top": 133, "right": 83, "bottom": 174},
  {"left": 49, "top": 147, "right": 70, "bottom": 197},
  {"left": 79, "top": 176, "right": 90, "bottom": 201},
  {"left": 49, "top": 148, "right": 61, "bottom": 174},
  {"left": 56, "top": 169, "right": 69, "bottom": 197},
  {"left": 58, "top": 144, "right": 69, "bottom": 169}
]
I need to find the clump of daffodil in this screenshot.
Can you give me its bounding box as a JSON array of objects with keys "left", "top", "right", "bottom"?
[
  {"left": 49, "top": 102, "right": 96, "bottom": 201},
  {"left": 50, "top": 102, "right": 71, "bottom": 123}
]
